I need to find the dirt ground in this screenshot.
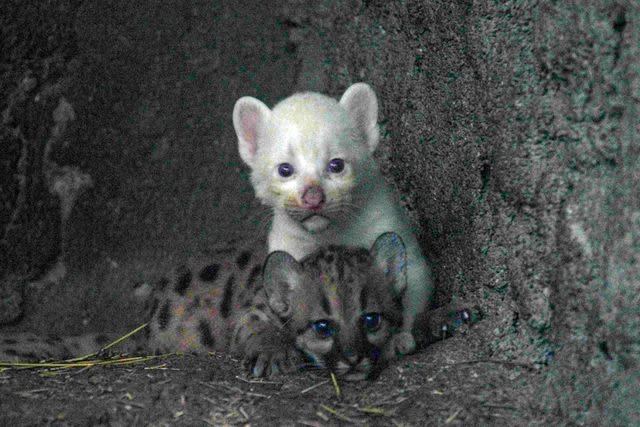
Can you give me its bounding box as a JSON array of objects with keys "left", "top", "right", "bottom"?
[{"left": 0, "top": 334, "right": 546, "bottom": 426}]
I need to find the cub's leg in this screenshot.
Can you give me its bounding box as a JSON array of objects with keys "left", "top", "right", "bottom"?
[{"left": 390, "top": 248, "right": 434, "bottom": 356}]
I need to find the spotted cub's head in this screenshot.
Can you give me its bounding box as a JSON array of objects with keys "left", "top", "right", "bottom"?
[
  {"left": 263, "top": 232, "right": 406, "bottom": 380},
  {"left": 233, "top": 83, "right": 379, "bottom": 233}
]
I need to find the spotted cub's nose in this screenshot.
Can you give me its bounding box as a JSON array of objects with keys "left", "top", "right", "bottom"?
[{"left": 302, "top": 185, "right": 325, "bottom": 210}]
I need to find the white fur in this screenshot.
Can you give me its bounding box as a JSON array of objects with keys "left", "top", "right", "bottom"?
[{"left": 233, "top": 83, "right": 433, "bottom": 354}]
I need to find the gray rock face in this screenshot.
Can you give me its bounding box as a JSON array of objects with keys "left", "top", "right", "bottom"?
[{"left": 306, "top": 1, "right": 639, "bottom": 423}]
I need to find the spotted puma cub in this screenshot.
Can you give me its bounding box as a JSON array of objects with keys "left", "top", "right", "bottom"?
[
  {"left": 233, "top": 83, "right": 433, "bottom": 356},
  {"left": 1, "top": 233, "right": 470, "bottom": 379}
]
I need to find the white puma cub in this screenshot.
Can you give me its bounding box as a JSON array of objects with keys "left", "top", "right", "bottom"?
[{"left": 232, "top": 83, "right": 433, "bottom": 355}]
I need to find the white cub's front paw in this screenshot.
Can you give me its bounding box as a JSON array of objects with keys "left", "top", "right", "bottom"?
[{"left": 390, "top": 331, "right": 416, "bottom": 357}]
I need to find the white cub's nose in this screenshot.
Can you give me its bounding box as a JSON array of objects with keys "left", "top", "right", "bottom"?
[{"left": 302, "top": 185, "right": 325, "bottom": 210}]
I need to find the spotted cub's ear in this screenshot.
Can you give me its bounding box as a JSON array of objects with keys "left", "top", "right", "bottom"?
[
  {"left": 371, "top": 232, "right": 407, "bottom": 295},
  {"left": 233, "top": 96, "right": 272, "bottom": 167},
  {"left": 263, "top": 251, "right": 304, "bottom": 317},
  {"left": 339, "top": 82, "right": 379, "bottom": 153}
]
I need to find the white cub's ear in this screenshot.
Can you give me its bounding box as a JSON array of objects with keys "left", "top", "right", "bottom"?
[
  {"left": 232, "top": 96, "right": 272, "bottom": 167},
  {"left": 339, "top": 82, "right": 380, "bottom": 152},
  {"left": 371, "top": 232, "right": 407, "bottom": 295},
  {"left": 262, "top": 251, "right": 304, "bottom": 318}
]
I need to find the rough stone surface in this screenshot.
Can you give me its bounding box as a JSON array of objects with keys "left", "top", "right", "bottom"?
[
  {"left": 1, "top": 0, "right": 638, "bottom": 424},
  {"left": 309, "top": 0, "right": 639, "bottom": 424}
]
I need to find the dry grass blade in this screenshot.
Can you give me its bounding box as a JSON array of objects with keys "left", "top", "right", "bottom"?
[
  {"left": 235, "top": 375, "right": 281, "bottom": 385},
  {"left": 320, "top": 404, "right": 362, "bottom": 424},
  {"left": 356, "top": 406, "right": 386, "bottom": 415},
  {"left": 66, "top": 322, "right": 149, "bottom": 362},
  {"left": 301, "top": 379, "right": 329, "bottom": 394},
  {"left": 238, "top": 406, "right": 249, "bottom": 420},
  {"left": 0, "top": 354, "right": 168, "bottom": 370},
  {"left": 445, "top": 408, "right": 462, "bottom": 424},
  {"left": 0, "top": 323, "right": 165, "bottom": 370},
  {"left": 330, "top": 372, "right": 341, "bottom": 399}
]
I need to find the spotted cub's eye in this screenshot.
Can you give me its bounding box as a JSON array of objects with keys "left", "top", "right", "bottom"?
[
  {"left": 327, "top": 158, "right": 345, "bottom": 173},
  {"left": 362, "top": 313, "right": 382, "bottom": 332},
  {"left": 312, "top": 320, "right": 334, "bottom": 339},
  {"left": 277, "top": 163, "right": 294, "bottom": 177}
]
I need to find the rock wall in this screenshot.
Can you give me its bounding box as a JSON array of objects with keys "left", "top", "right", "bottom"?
[
  {"left": 1, "top": 0, "right": 295, "bottom": 332},
  {"left": 305, "top": 0, "right": 638, "bottom": 423}
]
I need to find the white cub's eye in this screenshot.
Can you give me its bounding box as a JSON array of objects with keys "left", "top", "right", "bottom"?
[
  {"left": 277, "top": 162, "right": 294, "bottom": 177},
  {"left": 327, "top": 158, "right": 345, "bottom": 174}
]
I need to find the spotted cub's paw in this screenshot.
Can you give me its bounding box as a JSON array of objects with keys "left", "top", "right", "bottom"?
[
  {"left": 243, "top": 331, "right": 300, "bottom": 377},
  {"left": 249, "top": 347, "right": 300, "bottom": 377},
  {"left": 389, "top": 331, "right": 417, "bottom": 357}
]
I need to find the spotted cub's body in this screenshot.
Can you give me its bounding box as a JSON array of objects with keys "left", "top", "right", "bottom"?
[
  {"left": 145, "top": 246, "right": 268, "bottom": 355},
  {"left": 5, "top": 234, "right": 472, "bottom": 379}
]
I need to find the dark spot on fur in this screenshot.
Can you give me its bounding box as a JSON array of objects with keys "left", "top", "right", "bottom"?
[
  {"left": 393, "top": 291, "right": 403, "bottom": 306},
  {"left": 337, "top": 259, "right": 345, "bottom": 281},
  {"left": 236, "top": 251, "right": 251, "bottom": 269},
  {"left": 174, "top": 265, "right": 192, "bottom": 295},
  {"left": 220, "top": 275, "right": 235, "bottom": 318},
  {"left": 158, "top": 300, "right": 172, "bottom": 330},
  {"left": 247, "top": 265, "right": 261, "bottom": 289},
  {"left": 321, "top": 294, "right": 331, "bottom": 314},
  {"left": 249, "top": 313, "right": 262, "bottom": 323},
  {"left": 324, "top": 252, "right": 335, "bottom": 264},
  {"left": 3, "top": 339, "right": 17, "bottom": 345},
  {"left": 149, "top": 297, "right": 159, "bottom": 317},
  {"left": 5, "top": 349, "right": 18, "bottom": 356},
  {"left": 356, "top": 251, "right": 370, "bottom": 265},
  {"left": 308, "top": 257, "right": 319, "bottom": 269},
  {"left": 199, "top": 264, "right": 220, "bottom": 282},
  {"left": 198, "top": 320, "right": 215, "bottom": 349},
  {"left": 360, "top": 287, "right": 368, "bottom": 309},
  {"left": 255, "top": 302, "right": 267, "bottom": 311},
  {"left": 157, "top": 277, "right": 169, "bottom": 291}
]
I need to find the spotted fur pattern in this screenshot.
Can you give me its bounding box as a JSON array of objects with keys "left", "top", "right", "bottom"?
[{"left": 0, "top": 234, "right": 474, "bottom": 379}]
